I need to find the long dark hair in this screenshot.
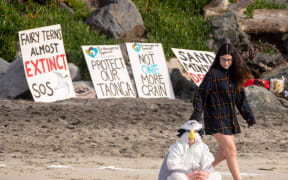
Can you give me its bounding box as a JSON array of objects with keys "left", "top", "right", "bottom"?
[{"left": 210, "top": 43, "right": 253, "bottom": 91}]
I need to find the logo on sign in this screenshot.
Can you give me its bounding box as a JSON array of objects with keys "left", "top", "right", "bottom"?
[
  {"left": 132, "top": 43, "right": 141, "bottom": 52},
  {"left": 85, "top": 47, "right": 98, "bottom": 58}
]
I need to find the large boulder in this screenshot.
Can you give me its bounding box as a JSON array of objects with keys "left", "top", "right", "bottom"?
[
  {"left": 167, "top": 58, "right": 197, "bottom": 102},
  {"left": 207, "top": 13, "right": 250, "bottom": 51},
  {"left": 245, "top": 85, "right": 287, "bottom": 111},
  {"left": 0, "top": 57, "right": 9, "bottom": 80},
  {"left": 86, "top": 0, "right": 146, "bottom": 40},
  {"left": 170, "top": 68, "right": 197, "bottom": 102},
  {"left": 247, "top": 53, "right": 286, "bottom": 76},
  {"left": 68, "top": 63, "right": 81, "bottom": 81},
  {"left": 0, "top": 59, "right": 29, "bottom": 98}
]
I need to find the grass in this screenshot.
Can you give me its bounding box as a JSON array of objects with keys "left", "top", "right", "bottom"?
[
  {"left": 132, "top": 0, "right": 211, "bottom": 59},
  {"left": 246, "top": 0, "right": 287, "bottom": 18},
  {"left": 0, "top": 0, "right": 212, "bottom": 79},
  {"left": 0, "top": 0, "right": 119, "bottom": 79}
]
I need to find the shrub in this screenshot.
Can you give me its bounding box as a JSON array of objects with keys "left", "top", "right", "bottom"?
[{"left": 0, "top": 0, "right": 119, "bottom": 79}]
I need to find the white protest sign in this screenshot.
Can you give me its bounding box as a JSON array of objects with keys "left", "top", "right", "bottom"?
[
  {"left": 81, "top": 45, "right": 136, "bottom": 98},
  {"left": 18, "top": 24, "right": 75, "bottom": 102},
  {"left": 126, "top": 43, "right": 175, "bottom": 99},
  {"left": 172, "top": 48, "right": 215, "bottom": 86}
]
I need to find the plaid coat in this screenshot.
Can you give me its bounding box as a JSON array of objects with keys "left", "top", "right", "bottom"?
[{"left": 190, "top": 65, "right": 255, "bottom": 135}]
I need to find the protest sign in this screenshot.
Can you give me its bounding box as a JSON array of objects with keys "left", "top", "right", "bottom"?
[
  {"left": 126, "top": 43, "right": 175, "bottom": 99},
  {"left": 172, "top": 48, "right": 215, "bottom": 86},
  {"left": 18, "top": 24, "right": 75, "bottom": 102},
  {"left": 82, "top": 45, "right": 136, "bottom": 98}
]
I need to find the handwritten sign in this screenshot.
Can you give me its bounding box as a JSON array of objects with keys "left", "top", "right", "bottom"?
[
  {"left": 82, "top": 45, "right": 136, "bottom": 98},
  {"left": 172, "top": 48, "right": 215, "bottom": 86},
  {"left": 18, "top": 24, "right": 75, "bottom": 102},
  {"left": 126, "top": 43, "right": 174, "bottom": 99}
]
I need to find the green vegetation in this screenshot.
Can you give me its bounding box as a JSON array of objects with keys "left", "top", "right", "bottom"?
[
  {"left": 133, "top": 0, "right": 211, "bottom": 59},
  {"left": 0, "top": 0, "right": 211, "bottom": 79},
  {"left": 257, "top": 39, "right": 278, "bottom": 54},
  {"left": 246, "top": 0, "right": 286, "bottom": 18},
  {"left": 0, "top": 0, "right": 118, "bottom": 79}
]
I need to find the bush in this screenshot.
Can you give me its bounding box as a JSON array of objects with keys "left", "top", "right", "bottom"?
[
  {"left": 0, "top": 0, "right": 119, "bottom": 79},
  {"left": 0, "top": 0, "right": 211, "bottom": 79},
  {"left": 132, "top": 0, "right": 211, "bottom": 59}
]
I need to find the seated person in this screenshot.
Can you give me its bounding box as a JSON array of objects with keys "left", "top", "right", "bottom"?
[{"left": 158, "top": 120, "right": 221, "bottom": 180}]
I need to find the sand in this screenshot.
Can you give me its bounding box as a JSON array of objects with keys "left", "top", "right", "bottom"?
[{"left": 0, "top": 97, "right": 288, "bottom": 179}]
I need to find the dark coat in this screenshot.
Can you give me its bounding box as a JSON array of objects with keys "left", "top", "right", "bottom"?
[{"left": 190, "top": 65, "right": 255, "bottom": 135}]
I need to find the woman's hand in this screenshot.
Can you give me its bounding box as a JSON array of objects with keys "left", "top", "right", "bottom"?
[{"left": 186, "top": 169, "right": 209, "bottom": 180}]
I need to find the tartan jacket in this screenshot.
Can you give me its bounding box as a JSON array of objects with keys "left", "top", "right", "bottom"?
[{"left": 190, "top": 65, "right": 255, "bottom": 135}]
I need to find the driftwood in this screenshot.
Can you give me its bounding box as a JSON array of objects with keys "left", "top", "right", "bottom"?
[
  {"left": 203, "top": 0, "right": 230, "bottom": 18},
  {"left": 239, "top": 9, "right": 288, "bottom": 34},
  {"left": 204, "top": 0, "right": 288, "bottom": 34}
]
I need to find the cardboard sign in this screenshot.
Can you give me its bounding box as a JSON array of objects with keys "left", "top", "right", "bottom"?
[
  {"left": 18, "top": 24, "right": 75, "bottom": 102},
  {"left": 172, "top": 48, "right": 215, "bottom": 86},
  {"left": 126, "top": 43, "right": 175, "bottom": 99},
  {"left": 82, "top": 45, "right": 136, "bottom": 98}
]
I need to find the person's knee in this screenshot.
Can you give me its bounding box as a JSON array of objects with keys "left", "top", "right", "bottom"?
[{"left": 223, "top": 145, "right": 237, "bottom": 158}]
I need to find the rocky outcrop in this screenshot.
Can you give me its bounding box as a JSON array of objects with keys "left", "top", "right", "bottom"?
[
  {"left": 247, "top": 53, "right": 286, "bottom": 76},
  {"left": 0, "top": 57, "right": 9, "bottom": 80},
  {"left": 245, "top": 85, "right": 287, "bottom": 111},
  {"left": 0, "top": 59, "right": 29, "bottom": 98},
  {"left": 68, "top": 63, "right": 81, "bottom": 81},
  {"left": 86, "top": 0, "right": 146, "bottom": 40},
  {"left": 207, "top": 13, "right": 250, "bottom": 51}
]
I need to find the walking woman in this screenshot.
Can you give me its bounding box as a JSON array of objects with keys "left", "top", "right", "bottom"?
[{"left": 190, "top": 43, "right": 256, "bottom": 180}]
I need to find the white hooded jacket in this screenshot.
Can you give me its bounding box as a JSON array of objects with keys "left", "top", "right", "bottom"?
[
  {"left": 166, "top": 132, "right": 214, "bottom": 173},
  {"left": 158, "top": 121, "right": 216, "bottom": 180}
]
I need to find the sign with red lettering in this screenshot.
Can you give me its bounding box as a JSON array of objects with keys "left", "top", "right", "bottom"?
[
  {"left": 81, "top": 45, "right": 136, "bottom": 98},
  {"left": 172, "top": 48, "right": 215, "bottom": 86},
  {"left": 18, "top": 24, "right": 75, "bottom": 102},
  {"left": 126, "top": 43, "right": 174, "bottom": 99}
]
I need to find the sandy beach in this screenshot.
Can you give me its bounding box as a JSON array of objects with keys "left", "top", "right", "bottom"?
[{"left": 0, "top": 97, "right": 288, "bottom": 179}]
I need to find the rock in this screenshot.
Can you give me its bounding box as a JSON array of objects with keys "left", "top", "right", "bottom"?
[
  {"left": 245, "top": 85, "right": 286, "bottom": 111},
  {"left": 0, "top": 59, "right": 29, "bottom": 98},
  {"left": 247, "top": 53, "right": 285, "bottom": 76},
  {"left": 0, "top": 57, "right": 9, "bottom": 80},
  {"left": 170, "top": 68, "right": 197, "bottom": 102},
  {"left": 208, "top": 13, "right": 250, "bottom": 51},
  {"left": 260, "top": 64, "right": 288, "bottom": 90},
  {"left": 86, "top": 0, "right": 146, "bottom": 40},
  {"left": 59, "top": 2, "right": 75, "bottom": 15},
  {"left": 68, "top": 63, "right": 81, "bottom": 81},
  {"left": 73, "top": 81, "right": 96, "bottom": 98},
  {"left": 166, "top": 58, "right": 197, "bottom": 102},
  {"left": 81, "top": 0, "right": 101, "bottom": 11}
]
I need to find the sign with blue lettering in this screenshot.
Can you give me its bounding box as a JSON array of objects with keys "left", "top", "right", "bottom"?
[
  {"left": 82, "top": 45, "right": 136, "bottom": 98},
  {"left": 126, "top": 43, "right": 175, "bottom": 99}
]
